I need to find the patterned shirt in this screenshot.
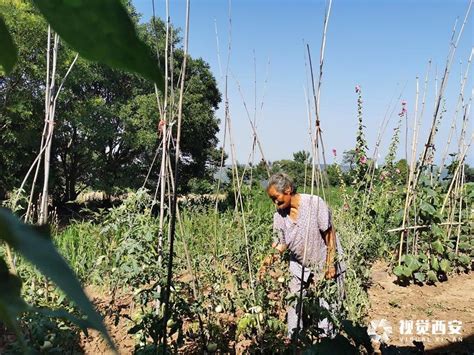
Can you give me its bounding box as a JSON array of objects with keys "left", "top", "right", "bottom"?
[{"left": 273, "top": 194, "right": 332, "bottom": 278}]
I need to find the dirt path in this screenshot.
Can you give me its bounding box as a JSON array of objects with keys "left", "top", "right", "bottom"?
[
  {"left": 368, "top": 261, "right": 474, "bottom": 354},
  {"left": 79, "top": 286, "right": 135, "bottom": 355}
]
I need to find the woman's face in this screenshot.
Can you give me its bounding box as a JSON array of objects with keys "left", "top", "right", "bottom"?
[{"left": 267, "top": 184, "right": 292, "bottom": 210}]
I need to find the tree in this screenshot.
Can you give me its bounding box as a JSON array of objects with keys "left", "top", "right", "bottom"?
[
  {"left": 271, "top": 151, "right": 311, "bottom": 190},
  {"left": 0, "top": 2, "right": 222, "bottom": 202},
  {"left": 342, "top": 149, "right": 357, "bottom": 170},
  {"left": 0, "top": 1, "right": 48, "bottom": 199},
  {"left": 465, "top": 164, "right": 474, "bottom": 183},
  {"left": 394, "top": 159, "right": 409, "bottom": 184},
  {"left": 292, "top": 150, "right": 310, "bottom": 165}
]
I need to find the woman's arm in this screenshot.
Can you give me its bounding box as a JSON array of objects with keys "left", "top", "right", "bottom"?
[{"left": 322, "top": 226, "right": 336, "bottom": 279}]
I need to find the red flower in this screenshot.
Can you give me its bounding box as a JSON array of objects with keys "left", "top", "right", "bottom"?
[{"left": 360, "top": 155, "right": 367, "bottom": 164}]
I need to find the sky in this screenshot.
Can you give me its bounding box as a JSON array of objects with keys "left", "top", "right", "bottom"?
[{"left": 132, "top": 0, "right": 473, "bottom": 166}]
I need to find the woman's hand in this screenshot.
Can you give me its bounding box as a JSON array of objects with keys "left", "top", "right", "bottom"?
[
  {"left": 323, "top": 226, "right": 336, "bottom": 279},
  {"left": 258, "top": 246, "right": 284, "bottom": 280},
  {"left": 324, "top": 264, "right": 336, "bottom": 279},
  {"left": 272, "top": 242, "right": 287, "bottom": 254}
]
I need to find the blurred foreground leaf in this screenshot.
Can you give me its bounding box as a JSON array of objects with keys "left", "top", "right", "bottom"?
[
  {"left": 0, "top": 208, "right": 115, "bottom": 351},
  {"left": 33, "top": 0, "right": 164, "bottom": 90},
  {"left": 0, "top": 15, "right": 18, "bottom": 74},
  {"left": 0, "top": 258, "right": 28, "bottom": 331}
]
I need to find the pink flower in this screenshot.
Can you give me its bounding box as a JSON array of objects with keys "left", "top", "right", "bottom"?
[
  {"left": 396, "top": 168, "right": 401, "bottom": 174},
  {"left": 398, "top": 104, "right": 407, "bottom": 117},
  {"left": 360, "top": 155, "right": 367, "bottom": 164},
  {"left": 355, "top": 85, "right": 361, "bottom": 93},
  {"left": 332, "top": 148, "right": 337, "bottom": 157},
  {"left": 343, "top": 202, "right": 350, "bottom": 211},
  {"left": 380, "top": 171, "right": 390, "bottom": 180}
]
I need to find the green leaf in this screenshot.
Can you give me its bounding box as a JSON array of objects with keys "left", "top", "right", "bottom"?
[
  {"left": 404, "top": 254, "right": 420, "bottom": 273},
  {"left": 425, "top": 188, "right": 437, "bottom": 198},
  {"left": 414, "top": 272, "right": 426, "bottom": 283},
  {"left": 420, "top": 201, "right": 436, "bottom": 215},
  {"left": 418, "top": 254, "right": 428, "bottom": 263},
  {"left": 426, "top": 270, "right": 438, "bottom": 283},
  {"left": 0, "top": 258, "right": 29, "bottom": 330},
  {"left": 457, "top": 254, "right": 471, "bottom": 267},
  {"left": 439, "top": 259, "right": 450, "bottom": 273},
  {"left": 32, "top": 0, "right": 164, "bottom": 90},
  {"left": 431, "top": 225, "right": 444, "bottom": 239},
  {"left": 419, "top": 260, "right": 430, "bottom": 272},
  {"left": 392, "top": 265, "right": 404, "bottom": 277},
  {"left": 0, "top": 208, "right": 115, "bottom": 351},
  {"left": 431, "top": 255, "right": 439, "bottom": 271},
  {"left": 394, "top": 264, "right": 412, "bottom": 278},
  {"left": 402, "top": 265, "right": 412, "bottom": 278},
  {"left": 431, "top": 240, "right": 444, "bottom": 254},
  {"left": 458, "top": 242, "right": 470, "bottom": 252},
  {"left": 0, "top": 15, "right": 18, "bottom": 74}
]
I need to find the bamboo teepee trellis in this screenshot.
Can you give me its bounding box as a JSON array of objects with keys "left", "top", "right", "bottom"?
[{"left": 396, "top": 0, "right": 472, "bottom": 264}]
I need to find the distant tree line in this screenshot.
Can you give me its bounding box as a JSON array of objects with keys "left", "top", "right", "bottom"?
[{"left": 228, "top": 149, "right": 473, "bottom": 192}]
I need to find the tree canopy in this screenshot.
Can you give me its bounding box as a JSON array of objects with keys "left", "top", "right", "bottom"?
[{"left": 0, "top": 0, "right": 221, "bottom": 202}]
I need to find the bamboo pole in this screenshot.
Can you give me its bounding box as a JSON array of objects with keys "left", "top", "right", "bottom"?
[
  {"left": 212, "top": 14, "right": 228, "bottom": 218},
  {"left": 414, "top": 1, "right": 472, "bottom": 187},
  {"left": 162, "top": 0, "right": 195, "bottom": 349},
  {"left": 157, "top": 0, "right": 171, "bottom": 267},
  {"left": 446, "top": 163, "right": 462, "bottom": 238},
  {"left": 397, "top": 4, "right": 471, "bottom": 260},
  {"left": 388, "top": 221, "right": 467, "bottom": 233},
  {"left": 398, "top": 67, "right": 428, "bottom": 264},
  {"left": 362, "top": 83, "right": 407, "bottom": 210},
  {"left": 441, "top": 133, "right": 473, "bottom": 214},
  {"left": 24, "top": 27, "right": 53, "bottom": 223},
  {"left": 39, "top": 32, "right": 59, "bottom": 225},
  {"left": 297, "top": 0, "right": 332, "bottom": 337},
  {"left": 438, "top": 49, "right": 473, "bottom": 179},
  {"left": 211, "top": 32, "right": 227, "bottom": 249},
  {"left": 232, "top": 75, "right": 270, "bottom": 177},
  {"left": 225, "top": 102, "right": 257, "bottom": 302},
  {"left": 249, "top": 50, "right": 257, "bottom": 187},
  {"left": 455, "top": 164, "right": 465, "bottom": 255}
]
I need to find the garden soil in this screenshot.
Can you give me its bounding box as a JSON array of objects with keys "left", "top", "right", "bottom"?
[
  {"left": 368, "top": 261, "right": 474, "bottom": 354},
  {"left": 77, "top": 265, "right": 474, "bottom": 354}
]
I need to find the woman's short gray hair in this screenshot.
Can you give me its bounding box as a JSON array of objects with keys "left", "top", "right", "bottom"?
[{"left": 266, "top": 173, "right": 296, "bottom": 194}]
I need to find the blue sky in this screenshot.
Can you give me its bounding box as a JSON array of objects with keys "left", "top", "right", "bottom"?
[{"left": 133, "top": 0, "right": 473, "bottom": 166}]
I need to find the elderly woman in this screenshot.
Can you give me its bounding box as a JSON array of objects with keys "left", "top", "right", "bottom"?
[{"left": 266, "top": 172, "right": 345, "bottom": 338}]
